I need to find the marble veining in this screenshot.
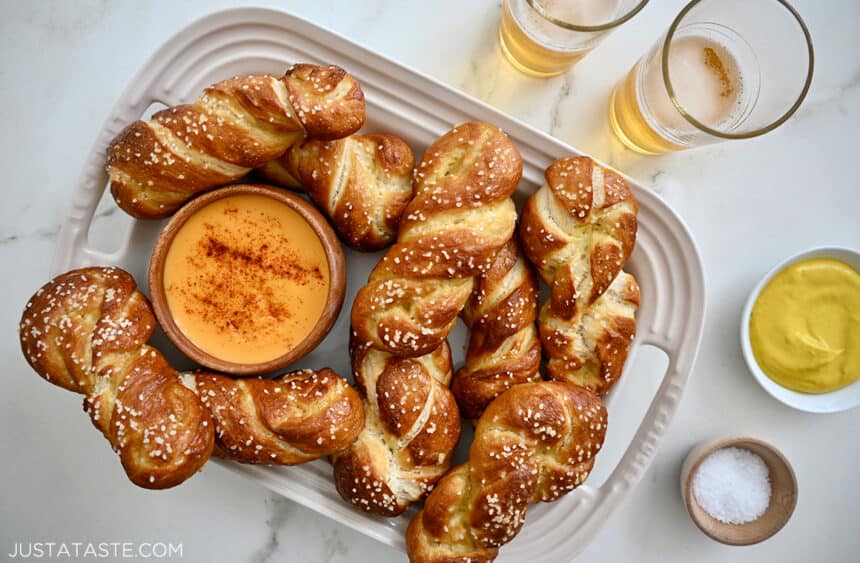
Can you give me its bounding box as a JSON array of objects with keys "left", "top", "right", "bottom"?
[
  {"left": 793, "top": 68, "right": 860, "bottom": 122},
  {"left": 251, "top": 495, "right": 298, "bottom": 563},
  {"left": 2, "top": 1, "right": 859, "bottom": 563},
  {"left": 548, "top": 73, "right": 574, "bottom": 137}
]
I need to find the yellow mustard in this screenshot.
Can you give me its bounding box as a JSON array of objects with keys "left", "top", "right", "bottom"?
[{"left": 750, "top": 257, "right": 860, "bottom": 393}]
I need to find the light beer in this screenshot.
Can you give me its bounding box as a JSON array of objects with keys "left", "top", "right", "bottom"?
[
  {"left": 499, "top": 0, "right": 622, "bottom": 77},
  {"left": 610, "top": 33, "right": 746, "bottom": 154}
]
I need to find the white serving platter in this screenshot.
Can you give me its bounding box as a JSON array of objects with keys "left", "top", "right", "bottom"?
[{"left": 52, "top": 8, "right": 706, "bottom": 561}]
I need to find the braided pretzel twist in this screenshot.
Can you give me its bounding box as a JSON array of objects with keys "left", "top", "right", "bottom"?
[
  {"left": 334, "top": 122, "right": 523, "bottom": 515},
  {"left": 350, "top": 122, "right": 522, "bottom": 358},
  {"left": 19, "top": 267, "right": 213, "bottom": 488},
  {"left": 183, "top": 369, "right": 364, "bottom": 465},
  {"left": 331, "top": 341, "right": 460, "bottom": 516},
  {"left": 258, "top": 133, "right": 415, "bottom": 251},
  {"left": 406, "top": 157, "right": 638, "bottom": 561},
  {"left": 451, "top": 239, "right": 541, "bottom": 419},
  {"left": 107, "top": 64, "right": 365, "bottom": 219},
  {"left": 19, "top": 267, "right": 365, "bottom": 487},
  {"left": 520, "top": 156, "right": 640, "bottom": 395},
  {"left": 406, "top": 381, "right": 607, "bottom": 562}
]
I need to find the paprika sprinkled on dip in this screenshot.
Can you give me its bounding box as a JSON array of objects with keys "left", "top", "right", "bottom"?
[{"left": 149, "top": 185, "right": 345, "bottom": 375}]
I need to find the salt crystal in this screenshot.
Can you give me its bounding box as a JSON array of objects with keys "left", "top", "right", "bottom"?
[{"left": 692, "top": 447, "right": 771, "bottom": 524}]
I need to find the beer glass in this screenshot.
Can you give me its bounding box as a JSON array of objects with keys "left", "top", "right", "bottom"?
[
  {"left": 609, "top": 0, "right": 814, "bottom": 154},
  {"left": 499, "top": 0, "right": 650, "bottom": 77}
]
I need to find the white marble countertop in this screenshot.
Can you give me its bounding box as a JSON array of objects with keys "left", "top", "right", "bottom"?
[{"left": 2, "top": 1, "right": 858, "bottom": 562}]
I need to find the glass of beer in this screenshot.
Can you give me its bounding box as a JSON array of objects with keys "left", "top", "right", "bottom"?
[
  {"left": 500, "top": 0, "right": 650, "bottom": 77},
  {"left": 609, "top": 0, "right": 814, "bottom": 154}
]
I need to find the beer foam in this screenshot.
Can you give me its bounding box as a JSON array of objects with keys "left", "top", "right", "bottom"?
[
  {"left": 535, "top": 0, "right": 622, "bottom": 26},
  {"left": 668, "top": 35, "right": 743, "bottom": 127},
  {"left": 516, "top": 0, "right": 622, "bottom": 48}
]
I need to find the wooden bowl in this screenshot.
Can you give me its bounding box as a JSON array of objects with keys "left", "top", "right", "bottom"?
[
  {"left": 149, "top": 184, "right": 346, "bottom": 376},
  {"left": 680, "top": 436, "right": 797, "bottom": 546}
]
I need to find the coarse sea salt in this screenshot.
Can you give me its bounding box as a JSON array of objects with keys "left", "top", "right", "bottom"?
[{"left": 692, "top": 446, "right": 771, "bottom": 525}]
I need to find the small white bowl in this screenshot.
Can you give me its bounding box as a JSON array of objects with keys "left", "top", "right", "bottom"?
[{"left": 740, "top": 246, "right": 860, "bottom": 413}]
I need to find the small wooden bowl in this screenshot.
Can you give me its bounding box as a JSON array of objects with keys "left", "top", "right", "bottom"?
[
  {"left": 149, "top": 184, "right": 346, "bottom": 376},
  {"left": 680, "top": 436, "right": 797, "bottom": 546}
]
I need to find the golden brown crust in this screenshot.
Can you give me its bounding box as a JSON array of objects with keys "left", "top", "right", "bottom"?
[
  {"left": 18, "top": 267, "right": 367, "bottom": 488},
  {"left": 183, "top": 368, "right": 364, "bottom": 465},
  {"left": 519, "top": 156, "right": 639, "bottom": 396},
  {"left": 258, "top": 133, "right": 415, "bottom": 251},
  {"left": 331, "top": 341, "right": 460, "bottom": 516},
  {"left": 283, "top": 64, "right": 366, "bottom": 141},
  {"left": 520, "top": 156, "right": 637, "bottom": 312},
  {"left": 108, "top": 347, "right": 215, "bottom": 489},
  {"left": 406, "top": 382, "right": 607, "bottom": 563},
  {"left": 333, "top": 123, "right": 521, "bottom": 517},
  {"left": 452, "top": 240, "right": 541, "bottom": 419},
  {"left": 351, "top": 122, "right": 522, "bottom": 357},
  {"left": 107, "top": 65, "right": 365, "bottom": 219},
  {"left": 19, "top": 267, "right": 214, "bottom": 489},
  {"left": 541, "top": 272, "right": 640, "bottom": 395}
]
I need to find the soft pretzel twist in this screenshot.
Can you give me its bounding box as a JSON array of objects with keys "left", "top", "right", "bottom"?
[
  {"left": 107, "top": 64, "right": 365, "bottom": 219},
  {"left": 331, "top": 340, "right": 460, "bottom": 516},
  {"left": 258, "top": 134, "right": 415, "bottom": 251},
  {"left": 451, "top": 239, "right": 541, "bottom": 419},
  {"left": 520, "top": 156, "right": 640, "bottom": 395},
  {"left": 541, "top": 271, "right": 640, "bottom": 393},
  {"left": 520, "top": 156, "right": 637, "bottom": 311},
  {"left": 406, "top": 381, "right": 607, "bottom": 563},
  {"left": 351, "top": 122, "right": 523, "bottom": 358},
  {"left": 19, "top": 267, "right": 366, "bottom": 488},
  {"left": 333, "top": 123, "right": 522, "bottom": 515},
  {"left": 182, "top": 368, "right": 364, "bottom": 465},
  {"left": 19, "top": 267, "right": 214, "bottom": 489}
]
